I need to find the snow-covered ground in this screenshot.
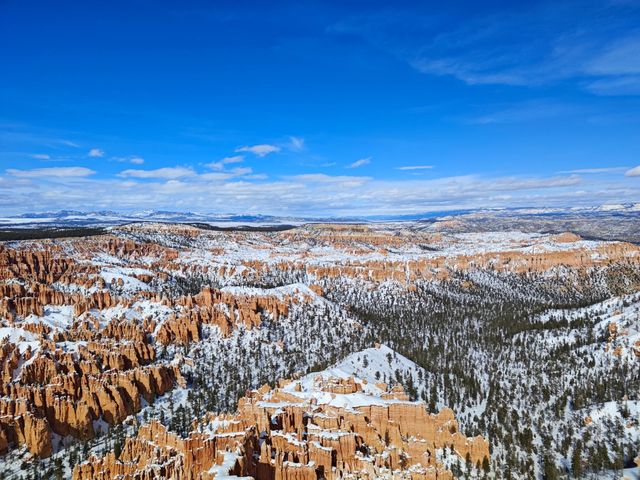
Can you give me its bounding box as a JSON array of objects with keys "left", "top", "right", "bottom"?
[{"left": 1, "top": 223, "right": 639, "bottom": 479}]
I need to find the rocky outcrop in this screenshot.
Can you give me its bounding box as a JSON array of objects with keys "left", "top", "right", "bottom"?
[
  {"left": 0, "top": 247, "right": 75, "bottom": 284},
  {"left": 0, "top": 332, "right": 180, "bottom": 457},
  {"left": 72, "top": 421, "right": 232, "bottom": 480},
  {"left": 0, "top": 280, "right": 114, "bottom": 321},
  {"left": 0, "top": 360, "right": 180, "bottom": 455},
  {"left": 0, "top": 412, "right": 53, "bottom": 458},
  {"left": 182, "top": 287, "right": 292, "bottom": 327},
  {"left": 156, "top": 313, "right": 201, "bottom": 345},
  {"left": 74, "top": 375, "right": 489, "bottom": 479},
  {"left": 154, "top": 286, "right": 306, "bottom": 344}
]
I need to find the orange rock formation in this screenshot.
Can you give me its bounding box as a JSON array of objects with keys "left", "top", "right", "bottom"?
[{"left": 73, "top": 376, "right": 489, "bottom": 480}]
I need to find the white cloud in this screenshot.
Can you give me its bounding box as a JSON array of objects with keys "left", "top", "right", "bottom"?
[
  {"left": 468, "top": 100, "right": 578, "bottom": 125},
  {"left": 288, "top": 136, "right": 305, "bottom": 151},
  {"left": 32, "top": 154, "right": 50, "bottom": 160},
  {"left": 200, "top": 172, "right": 234, "bottom": 182},
  {"left": 1, "top": 168, "right": 637, "bottom": 217},
  {"left": 331, "top": 6, "right": 640, "bottom": 96},
  {"left": 397, "top": 165, "right": 433, "bottom": 171},
  {"left": 201, "top": 167, "right": 254, "bottom": 180},
  {"left": 293, "top": 173, "right": 371, "bottom": 188},
  {"left": 230, "top": 167, "right": 253, "bottom": 176},
  {"left": 347, "top": 157, "right": 371, "bottom": 169},
  {"left": 111, "top": 156, "right": 145, "bottom": 165},
  {"left": 88, "top": 148, "right": 104, "bottom": 158},
  {"left": 235, "top": 144, "right": 281, "bottom": 157},
  {"left": 584, "top": 35, "right": 640, "bottom": 76},
  {"left": 489, "top": 174, "right": 581, "bottom": 190},
  {"left": 293, "top": 173, "right": 370, "bottom": 183},
  {"left": 585, "top": 76, "right": 640, "bottom": 96},
  {"left": 207, "top": 155, "right": 244, "bottom": 171},
  {"left": 625, "top": 165, "right": 640, "bottom": 177},
  {"left": 118, "top": 167, "right": 195, "bottom": 179},
  {"left": 560, "top": 167, "right": 627, "bottom": 174},
  {"left": 245, "top": 173, "right": 268, "bottom": 180},
  {"left": 6, "top": 167, "right": 96, "bottom": 178}
]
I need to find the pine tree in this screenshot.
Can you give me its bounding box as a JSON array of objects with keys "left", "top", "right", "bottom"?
[
  {"left": 482, "top": 456, "right": 490, "bottom": 473},
  {"left": 543, "top": 454, "right": 558, "bottom": 480},
  {"left": 114, "top": 435, "right": 123, "bottom": 460},
  {"left": 571, "top": 440, "right": 583, "bottom": 478}
]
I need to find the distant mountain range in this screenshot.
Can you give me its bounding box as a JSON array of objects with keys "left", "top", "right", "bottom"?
[
  {"left": 0, "top": 210, "right": 302, "bottom": 228},
  {"left": 0, "top": 203, "right": 639, "bottom": 229}
]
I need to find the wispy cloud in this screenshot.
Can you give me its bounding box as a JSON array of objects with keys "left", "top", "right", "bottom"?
[
  {"left": 293, "top": 173, "right": 371, "bottom": 187},
  {"left": 236, "top": 144, "right": 281, "bottom": 157},
  {"left": 397, "top": 165, "right": 433, "bottom": 171},
  {"left": 118, "top": 167, "right": 195, "bottom": 179},
  {"left": 585, "top": 76, "right": 640, "bottom": 96},
  {"left": 468, "top": 100, "right": 580, "bottom": 125},
  {"left": 582, "top": 34, "right": 640, "bottom": 95},
  {"left": 1, "top": 169, "right": 638, "bottom": 216},
  {"left": 88, "top": 148, "right": 104, "bottom": 158},
  {"left": 560, "top": 167, "right": 628, "bottom": 174},
  {"left": 584, "top": 35, "right": 640, "bottom": 76},
  {"left": 288, "top": 136, "right": 305, "bottom": 152},
  {"left": 347, "top": 157, "right": 371, "bottom": 169},
  {"left": 229, "top": 167, "right": 253, "bottom": 176},
  {"left": 245, "top": 173, "right": 268, "bottom": 180},
  {"left": 199, "top": 166, "right": 254, "bottom": 181},
  {"left": 6, "top": 167, "right": 96, "bottom": 178},
  {"left": 626, "top": 165, "right": 640, "bottom": 177},
  {"left": 31, "top": 154, "right": 50, "bottom": 160},
  {"left": 330, "top": 4, "right": 640, "bottom": 96},
  {"left": 206, "top": 155, "right": 244, "bottom": 171},
  {"left": 111, "top": 156, "right": 145, "bottom": 165}
]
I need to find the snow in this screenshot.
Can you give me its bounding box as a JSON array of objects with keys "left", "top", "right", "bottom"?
[
  {"left": 523, "top": 293, "right": 640, "bottom": 360},
  {"left": 24, "top": 305, "right": 74, "bottom": 331},
  {"left": 100, "top": 267, "right": 150, "bottom": 291},
  {"left": 200, "top": 418, "right": 235, "bottom": 436},
  {"left": 56, "top": 340, "right": 88, "bottom": 352},
  {"left": 275, "top": 344, "right": 425, "bottom": 410},
  {"left": 0, "top": 327, "right": 39, "bottom": 353},
  {"left": 99, "top": 300, "right": 174, "bottom": 330},
  {"left": 329, "top": 344, "right": 423, "bottom": 387},
  {"left": 0, "top": 217, "right": 58, "bottom": 225},
  {"left": 167, "top": 226, "right": 621, "bottom": 280},
  {"left": 1, "top": 222, "right": 638, "bottom": 480},
  {"left": 207, "top": 451, "right": 252, "bottom": 479},
  {"left": 599, "top": 204, "right": 626, "bottom": 211}
]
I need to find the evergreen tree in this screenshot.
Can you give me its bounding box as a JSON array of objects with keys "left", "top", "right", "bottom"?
[
  {"left": 543, "top": 454, "right": 559, "bottom": 480},
  {"left": 571, "top": 440, "right": 583, "bottom": 478}
]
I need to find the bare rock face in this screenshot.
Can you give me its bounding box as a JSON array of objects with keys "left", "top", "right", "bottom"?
[
  {"left": 0, "top": 359, "right": 180, "bottom": 455},
  {"left": 0, "top": 334, "right": 180, "bottom": 456},
  {"left": 0, "top": 411, "right": 53, "bottom": 459},
  {"left": 73, "top": 375, "right": 489, "bottom": 479},
  {"left": 154, "top": 286, "right": 308, "bottom": 345},
  {"left": 23, "top": 413, "right": 53, "bottom": 458}
]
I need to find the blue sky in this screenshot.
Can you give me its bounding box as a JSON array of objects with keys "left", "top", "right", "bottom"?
[{"left": 1, "top": 0, "right": 639, "bottom": 215}]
